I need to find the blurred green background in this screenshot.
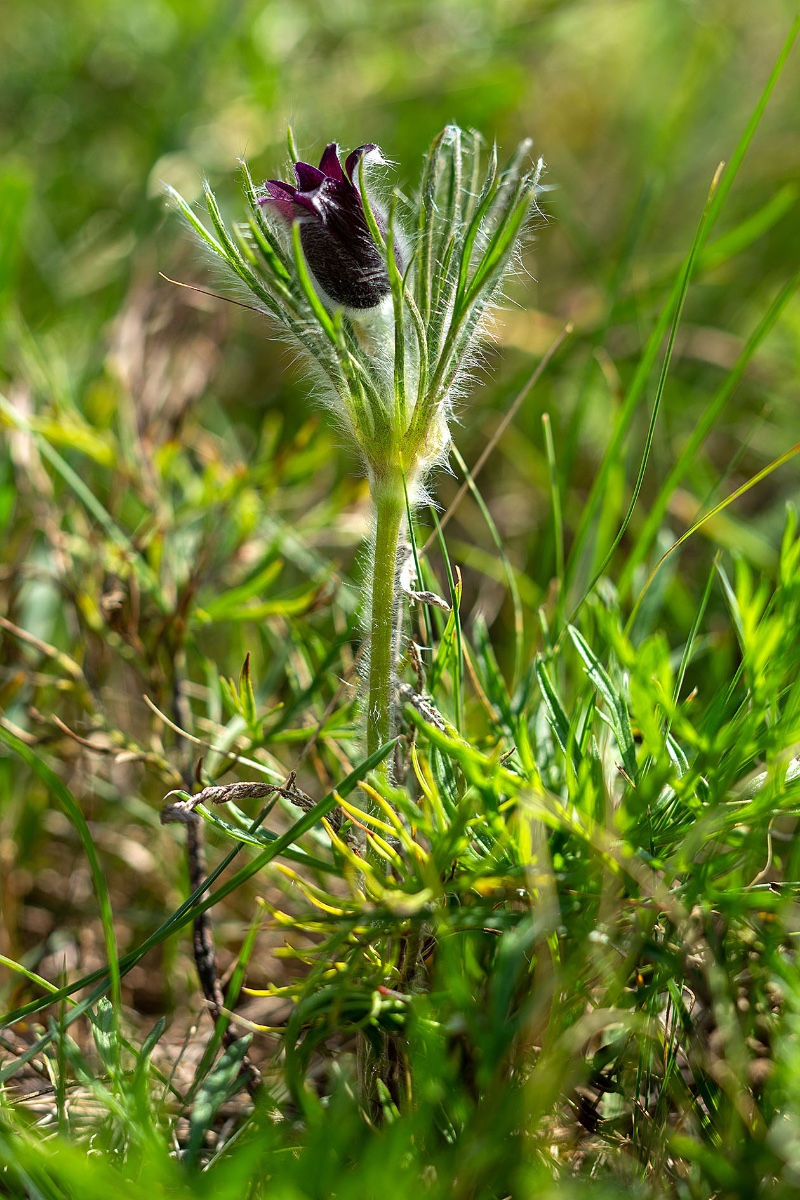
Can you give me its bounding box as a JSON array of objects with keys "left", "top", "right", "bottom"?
[
  {"left": 2, "top": 0, "right": 799, "bottom": 566},
  {"left": 1, "top": 0, "right": 799, "bottom": 1029},
  {"left": 2, "top": 0, "right": 798, "bottom": 449}
]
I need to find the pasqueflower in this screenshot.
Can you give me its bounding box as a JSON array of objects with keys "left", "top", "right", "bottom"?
[
  {"left": 169, "top": 128, "right": 543, "bottom": 765},
  {"left": 259, "top": 143, "right": 395, "bottom": 312}
]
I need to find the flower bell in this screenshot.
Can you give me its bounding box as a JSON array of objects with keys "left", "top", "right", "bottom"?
[{"left": 259, "top": 143, "right": 395, "bottom": 312}]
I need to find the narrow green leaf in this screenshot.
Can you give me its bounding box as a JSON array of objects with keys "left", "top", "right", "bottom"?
[
  {"left": 536, "top": 659, "right": 575, "bottom": 767},
  {"left": 238, "top": 652, "right": 258, "bottom": 729},
  {"left": 429, "top": 507, "right": 463, "bottom": 731},
  {"left": 165, "top": 183, "right": 226, "bottom": 258},
  {"left": 89, "top": 997, "right": 118, "bottom": 1077},
  {"left": 186, "top": 1036, "right": 252, "bottom": 1164},
  {"left": 196, "top": 807, "right": 338, "bottom": 874},
  {"left": 200, "top": 558, "right": 283, "bottom": 620},
  {"left": 568, "top": 625, "right": 637, "bottom": 781}
]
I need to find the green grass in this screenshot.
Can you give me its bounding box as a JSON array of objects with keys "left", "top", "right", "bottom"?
[{"left": 2, "top": 2, "right": 800, "bottom": 1197}]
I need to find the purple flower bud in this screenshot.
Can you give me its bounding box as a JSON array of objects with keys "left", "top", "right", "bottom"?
[{"left": 259, "top": 143, "right": 396, "bottom": 312}]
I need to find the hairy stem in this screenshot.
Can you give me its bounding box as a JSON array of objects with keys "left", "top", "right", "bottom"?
[
  {"left": 360, "top": 474, "right": 407, "bottom": 1113},
  {"left": 366, "top": 473, "right": 406, "bottom": 764}
]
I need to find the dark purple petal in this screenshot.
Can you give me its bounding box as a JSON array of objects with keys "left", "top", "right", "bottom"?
[
  {"left": 261, "top": 179, "right": 297, "bottom": 222},
  {"left": 300, "top": 175, "right": 354, "bottom": 211},
  {"left": 318, "top": 143, "right": 345, "bottom": 183},
  {"left": 294, "top": 161, "right": 326, "bottom": 191},
  {"left": 345, "top": 144, "right": 379, "bottom": 184},
  {"left": 290, "top": 180, "right": 329, "bottom": 217},
  {"left": 290, "top": 192, "right": 319, "bottom": 217},
  {"left": 265, "top": 180, "right": 296, "bottom": 197}
]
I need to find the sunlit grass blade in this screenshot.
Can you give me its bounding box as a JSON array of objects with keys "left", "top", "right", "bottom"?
[
  {"left": 428, "top": 507, "right": 463, "bottom": 732},
  {"left": 628, "top": 441, "right": 800, "bottom": 629},
  {"left": 448, "top": 443, "right": 524, "bottom": 692},
  {"left": 566, "top": 162, "right": 724, "bottom": 631},
  {"left": 619, "top": 268, "right": 800, "bottom": 594},
  {"left": 542, "top": 411, "right": 565, "bottom": 601},
  {"left": 567, "top": 14, "right": 800, "bottom": 595}
]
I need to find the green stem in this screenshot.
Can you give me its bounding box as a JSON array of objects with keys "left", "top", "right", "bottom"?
[
  {"left": 366, "top": 474, "right": 406, "bottom": 765},
  {"left": 358, "top": 473, "right": 406, "bottom": 1111}
]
